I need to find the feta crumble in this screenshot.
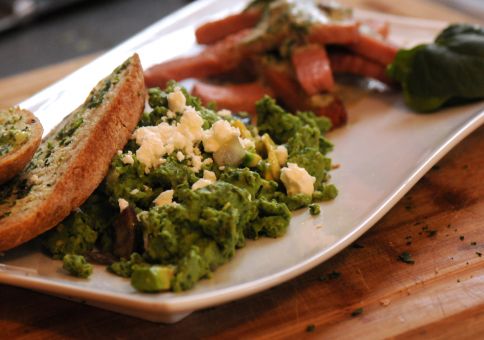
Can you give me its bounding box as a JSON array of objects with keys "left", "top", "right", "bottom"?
[
  {"left": 118, "top": 198, "right": 129, "bottom": 212},
  {"left": 280, "top": 163, "right": 316, "bottom": 196},
  {"left": 153, "top": 189, "right": 174, "bottom": 207},
  {"left": 192, "top": 170, "right": 217, "bottom": 190}
]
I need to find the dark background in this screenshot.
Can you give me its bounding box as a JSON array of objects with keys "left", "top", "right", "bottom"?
[{"left": 0, "top": 0, "right": 191, "bottom": 77}]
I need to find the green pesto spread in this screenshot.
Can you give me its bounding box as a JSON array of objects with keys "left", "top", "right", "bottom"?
[
  {"left": 42, "top": 82, "right": 337, "bottom": 293},
  {"left": 244, "top": 0, "right": 353, "bottom": 49},
  {"left": 0, "top": 108, "right": 31, "bottom": 157}
]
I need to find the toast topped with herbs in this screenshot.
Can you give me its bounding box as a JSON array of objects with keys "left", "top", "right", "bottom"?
[
  {"left": 0, "top": 107, "right": 43, "bottom": 184},
  {"left": 0, "top": 53, "right": 146, "bottom": 252}
]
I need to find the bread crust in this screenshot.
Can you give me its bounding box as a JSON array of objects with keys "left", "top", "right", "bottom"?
[
  {"left": 0, "top": 109, "right": 43, "bottom": 184},
  {"left": 0, "top": 54, "right": 146, "bottom": 252}
]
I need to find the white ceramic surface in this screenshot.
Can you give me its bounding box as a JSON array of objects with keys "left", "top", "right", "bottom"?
[{"left": 1, "top": 0, "right": 483, "bottom": 323}]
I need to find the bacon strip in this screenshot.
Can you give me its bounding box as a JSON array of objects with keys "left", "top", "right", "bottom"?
[
  {"left": 192, "top": 81, "right": 274, "bottom": 114},
  {"left": 329, "top": 52, "right": 393, "bottom": 84},
  {"left": 347, "top": 31, "right": 398, "bottom": 66},
  {"left": 307, "top": 22, "right": 359, "bottom": 45},
  {"left": 144, "top": 30, "right": 251, "bottom": 88},
  {"left": 195, "top": 9, "right": 262, "bottom": 45},
  {"left": 291, "top": 44, "right": 334, "bottom": 95},
  {"left": 261, "top": 61, "right": 347, "bottom": 127}
]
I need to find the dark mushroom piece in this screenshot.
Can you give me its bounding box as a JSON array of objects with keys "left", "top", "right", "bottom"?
[{"left": 113, "top": 206, "right": 139, "bottom": 259}]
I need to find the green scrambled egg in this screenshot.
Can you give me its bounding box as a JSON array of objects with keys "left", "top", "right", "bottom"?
[{"left": 42, "top": 83, "right": 337, "bottom": 292}]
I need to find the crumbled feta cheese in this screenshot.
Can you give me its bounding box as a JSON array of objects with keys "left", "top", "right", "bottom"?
[
  {"left": 202, "top": 157, "right": 213, "bottom": 166},
  {"left": 191, "top": 154, "right": 203, "bottom": 172},
  {"left": 176, "top": 151, "right": 185, "bottom": 162},
  {"left": 192, "top": 170, "right": 217, "bottom": 190},
  {"left": 122, "top": 152, "right": 134, "bottom": 165},
  {"left": 202, "top": 120, "right": 240, "bottom": 153},
  {"left": 132, "top": 105, "right": 204, "bottom": 170},
  {"left": 117, "top": 150, "right": 122, "bottom": 155},
  {"left": 130, "top": 189, "right": 140, "bottom": 195},
  {"left": 166, "top": 110, "right": 176, "bottom": 119},
  {"left": 240, "top": 137, "right": 255, "bottom": 150},
  {"left": 217, "top": 109, "right": 232, "bottom": 118},
  {"left": 153, "top": 189, "right": 174, "bottom": 207},
  {"left": 280, "top": 163, "right": 315, "bottom": 196},
  {"left": 203, "top": 170, "right": 216, "bottom": 182},
  {"left": 275, "top": 145, "right": 288, "bottom": 166},
  {"left": 118, "top": 198, "right": 129, "bottom": 212},
  {"left": 167, "top": 87, "right": 186, "bottom": 113}
]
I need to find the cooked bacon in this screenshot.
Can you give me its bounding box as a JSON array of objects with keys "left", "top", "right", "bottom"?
[
  {"left": 195, "top": 9, "right": 262, "bottom": 45},
  {"left": 329, "top": 52, "right": 393, "bottom": 84},
  {"left": 261, "top": 60, "right": 347, "bottom": 128},
  {"left": 307, "top": 22, "right": 359, "bottom": 45},
  {"left": 347, "top": 31, "right": 398, "bottom": 66},
  {"left": 260, "top": 61, "right": 302, "bottom": 112},
  {"left": 192, "top": 81, "right": 274, "bottom": 114},
  {"left": 309, "top": 94, "right": 347, "bottom": 128},
  {"left": 291, "top": 44, "right": 334, "bottom": 95},
  {"left": 144, "top": 30, "right": 252, "bottom": 88}
]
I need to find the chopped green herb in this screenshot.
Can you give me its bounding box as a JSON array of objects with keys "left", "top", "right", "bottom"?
[
  {"left": 459, "top": 236, "right": 465, "bottom": 241},
  {"left": 471, "top": 242, "right": 477, "bottom": 246},
  {"left": 398, "top": 252, "right": 415, "bottom": 264},
  {"left": 427, "top": 230, "right": 437, "bottom": 237},
  {"left": 476, "top": 252, "right": 482, "bottom": 257},
  {"left": 306, "top": 324, "right": 316, "bottom": 333},
  {"left": 319, "top": 271, "right": 341, "bottom": 281},
  {"left": 351, "top": 307, "right": 364, "bottom": 317},
  {"left": 309, "top": 203, "right": 320, "bottom": 215}
]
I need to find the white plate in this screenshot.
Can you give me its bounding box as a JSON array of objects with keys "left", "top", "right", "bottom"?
[{"left": 1, "top": 0, "right": 483, "bottom": 323}]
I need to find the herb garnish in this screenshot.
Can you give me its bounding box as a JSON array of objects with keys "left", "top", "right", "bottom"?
[
  {"left": 306, "top": 324, "right": 316, "bottom": 333},
  {"left": 351, "top": 307, "right": 364, "bottom": 317},
  {"left": 398, "top": 252, "right": 415, "bottom": 264}
]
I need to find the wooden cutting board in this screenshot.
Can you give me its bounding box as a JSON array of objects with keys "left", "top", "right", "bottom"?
[{"left": 1, "top": 1, "right": 483, "bottom": 338}]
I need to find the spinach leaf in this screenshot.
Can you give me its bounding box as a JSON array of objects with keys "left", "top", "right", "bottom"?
[{"left": 388, "top": 24, "right": 484, "bottom": 112}]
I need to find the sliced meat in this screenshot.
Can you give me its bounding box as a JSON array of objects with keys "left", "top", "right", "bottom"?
[
  {"left": 195, "top": 9, "right": 262, "bottom": 45},
  {"left": 309, "top": 94, "right": 347, "bottom": 128},
  {"left": 307, "top": 22, "right": 359, "bottom": 45},
  {"left": 261, "top": 60, "right": 347, "bottom": 128},
  {"left": 329, "top": 52, "right": 393, "bottom": 84},
  {"left": 291, "top": 44, "right": 334, "bottom": 95},
  {"left": 260, "top": 60, "right": 302, "bottom": 112},
  {"left": 144, "top": 30, "right": 252, "bottom": 88},
  {"left": 192, "top": 81, "right": 274, "bottom": 114},
  {"left": 347, "top": 31, "right": 398, "bottom": 66}
]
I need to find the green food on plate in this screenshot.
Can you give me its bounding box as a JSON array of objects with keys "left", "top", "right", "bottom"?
[
  {"left": 62, "top": 254, "right": 93, "bottom": 278},
  {"left": 388, "top": 23, "right": 484, "bottom": 112},
  {"left": 42, "top": 82, "right": 337, "bottom": 293}
]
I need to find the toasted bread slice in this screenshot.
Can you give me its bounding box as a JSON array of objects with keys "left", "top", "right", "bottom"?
[
  {"left": 0, "top": 54, "right": 146, "bottom": 252},
  {"left": 0, "top": 108, "right": 43, "bottom": 184}
]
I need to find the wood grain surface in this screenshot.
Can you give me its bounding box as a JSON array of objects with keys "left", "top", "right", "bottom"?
[{"left": 1, "top": 1, "right": 483, "bottom": 339}]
